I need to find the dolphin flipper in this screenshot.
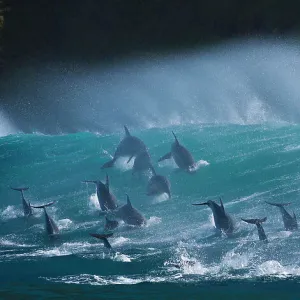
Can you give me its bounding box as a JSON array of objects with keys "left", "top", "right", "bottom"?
[
  {"left": 158, "top": 152, "right": 172, "bottom": 162},
  {"left": 241, "top": 217, "right": 267, "bottom": 224},
  {"left": 31, "top": 201, "right": 56, "bottom": 209}
]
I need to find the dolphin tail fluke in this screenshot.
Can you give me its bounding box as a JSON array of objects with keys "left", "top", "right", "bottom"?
[
  {"left": 124, "top": 125, "right": 131, "bottom": 137},
  {"left": 192, "top": 202, "right": 209, "bottom": 206},
  {"left": 158, "top": 152, "right": 172, "bottom": 162},
  {"left": 31, "top": 201, "right": 56, "bottom": 209},
  {"left": 265, "top": 201, "right": 291, "bottom": 207},
  {"left": 90, "top": 233, "right": 114, "bottom": 250},
  {"left": 101, "top": 159, "right": 116, "bottom": 169},
  {"left": 241, "top": 217, "right": 267, "bottom": 224},
  {"left": 11, "top": 187, "right": 29, "bottom": 192}
]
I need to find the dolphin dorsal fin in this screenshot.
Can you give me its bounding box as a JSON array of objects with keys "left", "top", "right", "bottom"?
[
  {"left": 105, "top": 174, "right": 110, "bottom": 190},
  {"left": 219, "top": 197, "right": 225, "bottom": 212},
  {"left": 126, "top": 194, "right": 132, "bottom": 207},
  {"left": 124, "top": 125, "right": 131, "bottom": 137},
  {"left": 172, "top": 131, "right": 179, "bottom": 145}
]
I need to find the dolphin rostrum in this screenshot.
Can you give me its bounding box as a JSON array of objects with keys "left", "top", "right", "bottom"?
[
  {"left": 158, "top": 131, "right": 196, "bottom": 172},
  {"left": 31, "top": 201, "right": 59, "bottom": 236},
  {"left": 101, "top": 125, "right": 148, "bottom": 169},
  {"left": 241, "top": 217, "right": 268, "bottom": 242},
  {"left": 193, "top": 198, "right": 235, "bottom": 235},
  {"left": 10, "top": 187, "right": 33, "bottom": 217},
  {"left": 82, "top": 174, "right": 118, "bottom": 211},
  {"left": 146, "top": 167, "right": 171, "bottom": 198},
  {"left": 265, "top": 201, "right": 298, "bottom": 231},
  {"left": 114, "top": 194, "right": 146, "bottom": 226},
  {"left": 90, "top": 232, "right": 115, "bottom": 253}
]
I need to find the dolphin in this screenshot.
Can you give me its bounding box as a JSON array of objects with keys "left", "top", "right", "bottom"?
[
  {"left": 158, "top": 131, "right": 195, "bottom": 172},
  {"left": 101, "top": 125, "right": 148, "bottom": 169},
  {"left": 104, "top": 216, "right": 119, "bottom": 231},
  {"left": 265, "top": 201, "right": 298, "bottom": 231},
  {"left": 31, "top": 201, "right": 59, "bottom": 235},
  {"left": 10, "top": 187, "right": 33, "bottom": 217},
  {"left": 114, "top": 194, "right": 146, "bottom": 226},
  {"left": 90, "top": 232, "right": 115, "bottom": 253},
  {"left": 146, "top": 167, "right": 171, "bottom": 198},
  {"left": 82, "top": 174, "right": 118, "bottom": 211},
  {"left": 131, "top": 150, "right": 154, "bottom": 175},
  {"left": 241, "top": 217, "right": 268, "bottom": 242},
  {"left": 192, "top": 198, "right": 235, "bottom": 235}
]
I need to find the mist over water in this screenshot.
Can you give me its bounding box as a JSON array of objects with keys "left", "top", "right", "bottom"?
[{"left": 1, "top": 37, "right": 300, "bottom": 135}]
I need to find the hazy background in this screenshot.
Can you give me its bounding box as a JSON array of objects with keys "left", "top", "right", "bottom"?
[{"left": 1, "top": 1, "right": 300, "bottom": 135}]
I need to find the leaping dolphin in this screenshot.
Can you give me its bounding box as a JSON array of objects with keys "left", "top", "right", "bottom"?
[
  {"left": 131, "top": 150, "right": 154, "bottom": 175},
  {"left": 265, "top": 201, "right": 298, "bottom": 231},
  {"left": 90, "top": 232, "right": 115, "bottom": 253},
  {"left": 101, "top": 125, "right": 148, "bottom": 169},
  {"left": 82, "top": 174, "right": 118, "bottom": 211},
  {"left": 193, "top": 198, "right": 235, "bottom": 235},
  {"left": 241, "top": 217, "right": 268, "bottom": 242},
  {"left": 114, "top": 194, "right": 146, "bottom": 226},
  {"left": 31, "top": 201, "right": 59, "bottom": 236},
  {"left": 10, "top": 187, "right": 33, "bottom": 217},
  {"left": 158, "top": 131, "right": 195, "bottom": 172},
  {"left": 146, "top": 167, "right": 171, "bottom": 198}
]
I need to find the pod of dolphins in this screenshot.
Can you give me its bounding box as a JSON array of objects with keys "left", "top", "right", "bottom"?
[{"left": 10, "top": 126, "right": 298, "bottom": 253}]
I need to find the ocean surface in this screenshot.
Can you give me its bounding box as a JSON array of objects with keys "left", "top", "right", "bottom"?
[{"left": 1, "top": 124, "right": 300, "bottom": 299}]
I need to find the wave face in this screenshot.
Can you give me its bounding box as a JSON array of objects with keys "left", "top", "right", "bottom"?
[
  {"left": 2, "top": 38, "right": 300, "bottom": 135},
  {"left": 1, "top": 124, "right": 300, "bottom": 297}
]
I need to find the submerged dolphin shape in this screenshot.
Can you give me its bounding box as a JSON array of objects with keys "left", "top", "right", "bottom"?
[
  {"left": 11, "top": 187, "right": 33, "bottom": 217},
  {"left": 131, "top": 150, "right": 154, "bottom": 175},
  {"left": 193, "top": 198, "right": 235, "bottom": 235},
  {"left": 265, "top": 201, "right": 298, "bottom": 231},
  {"left": 114, "top": 194, "right": 146, "bottom": 226},
  {"left": 31, "top": 201, "right": 59, "bottom": 236},
  {"left": 82, "top": 174, "right": 118, "bottom": 211},
  {"left": 158, "top": 131, "right": 195, "bottom": 172},
  {"left": 104, "top": 216, "right": 119, "bottom": 231},
  {"left": 146, "top": 167, "right": 171, "bottom": 198},
  {"left": 241, "top": 217, "right": 268, "bottom": 242},
  {"left": 90, "top": 232, "right": 115, "bottom": 253},
  {"left": 101, "top": 125, "right": 148, "bottom": 169}
]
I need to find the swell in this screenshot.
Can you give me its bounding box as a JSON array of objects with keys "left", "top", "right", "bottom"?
[{"left": 1, "top": 124, "right": 300, "bottom": 286}]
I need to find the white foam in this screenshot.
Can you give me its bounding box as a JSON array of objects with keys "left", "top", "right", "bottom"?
[
  {"left": 89, "top": 193, "right": 100, "bottom": 210},
  {"left": 57, "top": 219, "right": 73, "bottom": 230},
  {"left": 146, "top": 216, "right": 162, "bottom": 227},
  {"left": 113, "top": 253, "right": 132, "bottom": 262},
  {"left": 0, "top": 205, "right": 23, "bottom": 221},
  {"left": 111, "top": 237, "right": 130, "bottom": 246}
]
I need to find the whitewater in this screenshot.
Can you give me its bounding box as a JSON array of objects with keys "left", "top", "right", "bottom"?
[{"left": 1, "top": 39, "right": 300, "bottom": 299}]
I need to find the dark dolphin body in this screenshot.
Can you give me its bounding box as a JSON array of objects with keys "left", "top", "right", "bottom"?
[
  {"left": 131, "top": 150, "right": 154, "bottom": 175},
  {"left": 193, "top": 198, "right": 235, "bottom": 235},
  {"left": 101, "top": 126, "right": 148, "bottom": 169},
  {"left": 104, "top": 216, "right": 119, "bottom": 231},
  {"left": 158, "top": 131, "right": 195, "bottom": 172},
  {"left": 114, "top": 195, "right": 146, "bottom": 226},
  {"left": 146, "top": 167, "right": 171, "bottom": 198},
  {"left": 265, "top": 201, "right": 298, "bottom": 231},
  {"left": 90, "top": 232, "right": 115, "bottom": 253},
  {"left": 241, "top": 217, "right": 268, "bottom": 242},
  {"left": 83, "top": 174, "right": 118, "bottom": 211},
  {"left": 11, "top": 187, "right": 33, "bottom": 217},
  {"left": 31, "top": 202, "right": 59, "bottom": 236}
]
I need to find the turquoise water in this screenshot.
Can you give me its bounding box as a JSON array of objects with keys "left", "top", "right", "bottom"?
[{"left": 1, "top": 124, "right": 300, "bottom": 299}]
